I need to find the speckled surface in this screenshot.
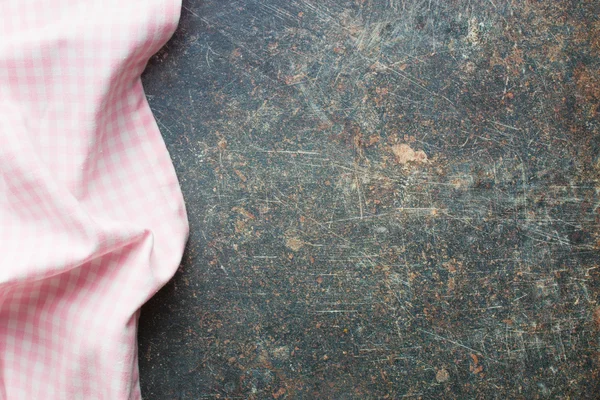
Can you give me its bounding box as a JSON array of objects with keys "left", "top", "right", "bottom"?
[{"left": 138, "top": 0, "right": 600, "bottom": 398}]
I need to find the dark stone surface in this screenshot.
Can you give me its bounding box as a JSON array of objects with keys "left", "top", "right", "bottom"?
[{"left": 138, "top": 0, "right": 600, "bottom": 398}]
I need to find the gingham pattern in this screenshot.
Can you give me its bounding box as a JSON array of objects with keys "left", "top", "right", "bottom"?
[{"left": 0, "top": 1, "right": 188, "bottom": 398}]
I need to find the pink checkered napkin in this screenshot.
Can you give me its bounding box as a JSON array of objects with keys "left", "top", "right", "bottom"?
[{"left": 0, "top": 0, "right": 189, "bottom": 398}]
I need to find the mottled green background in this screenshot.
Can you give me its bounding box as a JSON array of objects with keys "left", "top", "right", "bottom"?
[{"left": 139, "top": 0, "right": 600, "bottom": 398}]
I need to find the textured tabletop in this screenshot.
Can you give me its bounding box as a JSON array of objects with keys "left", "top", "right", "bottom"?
[{"left": 138, "top": 0, "right": 600, "bottom": 398}]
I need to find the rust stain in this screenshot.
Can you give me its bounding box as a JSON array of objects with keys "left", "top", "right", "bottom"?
[
  {"left": 391, "top": 143, "right": 428, "bottom": 165},
  {"left": 436, "top": 368, "right": 450, "bottom": 383},
  {"left": 232, "top": 206, "right": 256, "bottom": 220},
  {"left": 272, "top": 387, "right": 286, "bottom": 398},
  {"left": 574, "top": 65, "right": 600, "bottom": 103},
  {"left": 593, "top": 306, "right": 600, "bottom": 328},
  {"left": 285, "top": 237, "right": 304, "bottom": 251}
]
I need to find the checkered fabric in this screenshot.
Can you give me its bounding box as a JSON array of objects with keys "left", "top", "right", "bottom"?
[{"left": 0, "top": 1, "right": 188, "bottom": 398}]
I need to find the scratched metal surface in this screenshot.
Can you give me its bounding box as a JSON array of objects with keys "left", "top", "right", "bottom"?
[{"left": 138, "top": 0, "right": 600, "bottom": 398}]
